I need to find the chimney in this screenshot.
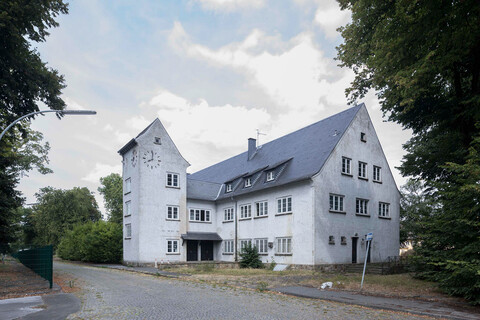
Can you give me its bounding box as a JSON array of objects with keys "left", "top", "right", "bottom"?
[{"left": 248, "top": 138, "right": 257, "bottom": 160}]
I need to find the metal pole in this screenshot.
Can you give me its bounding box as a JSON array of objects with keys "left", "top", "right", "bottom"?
[
  {"left": 0, "top": 109, "right": 96, "bottom": 142},
  {"left": 361, "top": 240, "right": 371, "bottom": 290}
]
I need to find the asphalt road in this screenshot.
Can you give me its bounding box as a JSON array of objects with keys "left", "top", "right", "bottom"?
[{"left": 55, "top": 262, "right": 428, "bottom": 320}]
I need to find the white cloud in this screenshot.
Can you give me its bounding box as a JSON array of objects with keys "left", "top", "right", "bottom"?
[
  {"left": 82, "top": 163, "right": 122, "bottom": 183},
  {"left": 314, "top": 2, "right": 351, "bottom": 39},
  {"left": 169, "top": 22, "right": 353, "bottom": 116},
  {"left": 194, "top": 0, "right": 265, "bottom": 12}
]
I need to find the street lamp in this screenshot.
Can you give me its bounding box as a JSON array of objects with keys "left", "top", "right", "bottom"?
[{"left": 0, "top": 109, "right": 97, "bottom": 141}]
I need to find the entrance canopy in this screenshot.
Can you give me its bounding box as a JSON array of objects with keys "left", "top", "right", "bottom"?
[{"left": 181, "top": 232, "right": 222, "bottom": 241}]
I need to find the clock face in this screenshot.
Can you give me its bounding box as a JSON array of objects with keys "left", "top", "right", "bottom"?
[
  {"left": 131, "top": 149, "right": 138, "bottom": 167},
  {"left": 143, "top": 150, "right": 161, "bottom": 169}
]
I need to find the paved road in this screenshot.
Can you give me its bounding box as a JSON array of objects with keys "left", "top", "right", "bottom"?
[{"left": 56, "top": 262, "right": 430, "bottom": 320}]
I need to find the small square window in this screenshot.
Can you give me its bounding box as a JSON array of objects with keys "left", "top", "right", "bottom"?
[
  {"left": 167, "top": 240, "right": 179, "bottom": 254},
  {"left": 361, "top": 132, "right": 367, "bottom": 142},
  {"left": 266, "top": 171, "right": 275, "bottom": 182},
  {"left": 223, "top": 240, "right": 234, "bottom": 254},
  {"left": 341, "top": 236, "right": 347, "bottom": 245},
  {"left": 277, "top": 196, "right": 292, "bottom": 214},
  {"left": 356, "top": 198, "right": 369, "bottom": 215},
  {"left": 244, "top": 177, "right": 252, "bottom": 188},
  {"left": 154, "top": 137, "right": 162, "bottom": 145},
  {"left": 329, "top": 235, "right": 335, "bottom": 244},
  {"left": 166, "top": 173, "right": 179, "bottom": 187},
  {"left": 275, "top": 237, "right": 292, "bottom": 254},
  {"left": 167, "top": 205, "right": 179, "bottom": 220},
  {"left": 226, "top": 184, "right": 232, "bottom": 193},
  {"left": 254, "top": 238, "right": 269, "bottom": 254},
  {"left": 255, "top": 201, "right": 268, "bottom": 217},
  {"left": 329, "top": 194, "right": 345, "bottom": 213},
  {"left": 240, "top": 204, "right": 252, "bottom": 219}
]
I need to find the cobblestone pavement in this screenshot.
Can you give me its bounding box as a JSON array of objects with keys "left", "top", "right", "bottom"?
[{"left": 56, "top": 262, "right": 432, "bottom": 320}]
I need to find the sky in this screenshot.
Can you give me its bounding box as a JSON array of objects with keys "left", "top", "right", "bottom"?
[{"left": 18, "top": 0, "right": 412, "bottom": 216}]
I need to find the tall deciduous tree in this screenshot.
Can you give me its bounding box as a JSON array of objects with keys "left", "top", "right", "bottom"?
[
  {"left": 33, "top": 187, "right": 101, "bottom": 249},
  {"left": 98, "top": 173, "right": 123, "bottom": 224}
]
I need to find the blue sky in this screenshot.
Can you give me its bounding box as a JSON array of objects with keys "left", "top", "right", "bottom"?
[{"left": 19, "top": 0, "right": 411, "bottom": 214}]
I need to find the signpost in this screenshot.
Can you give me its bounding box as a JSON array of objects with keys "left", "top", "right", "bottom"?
[{"left": 361, "top": 232, "right": 373, "bottom": 290}]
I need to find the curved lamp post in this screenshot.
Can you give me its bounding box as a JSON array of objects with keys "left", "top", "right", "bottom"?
[{"left": 0, "top": 110, "right": 97, "bottom": 142}]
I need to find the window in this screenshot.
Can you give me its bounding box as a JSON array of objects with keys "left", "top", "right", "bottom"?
[
  {"left": 356, "top": 198, "right": 369, "bottom": 215},
  {"left": 223, "top": 240, "right": 234, "bottom": 254},
  {"left": 166, "top": 173, "right": 179, "bottom": 187},
  {"left": 277, "top": 196, "right": 292, "bottom": 214},
  {"left": 329, "top": 236, "right": 335, "bottom": 245},
  {"left": 240, "top": 204, "right": 252, "bottom": 219},
  {"left": 342, "top": 157, "right": 352, "bottom": 175},
  {"left": 224, "top": 207, "right": 234, "bottom": 222},
  {"left": 379, "top": 202, "right": 390, "bottom": 218},
  {"left": 167, "top": 240, "right": 179, "bottom": 254},
  {"left": 240, "top": 239, "right": 252, "bottom": 252},
  {"left": 154, "top": 137, "right": 161, "bottom": 145},
  {"left": 254, "top": 238, "right": 268, "bottom": 254},
  {"left": 244, "top": 177, "right": 252, "bottom": 188},
  {"left": 167, "top": 206, "right": 179, "bottom": 220},
  {"left": 226, "top": 184, "right": 232, "bottom": 193},
  {"left": 329, "top": 194, "right": 345, "bottom": 212},
  {"left": 361, "top": 132, "right": 367, "bottom": 142},
  {"left": 358, "top": 161, "right": 367, "bottom": 179},
  {"left": 266, "top": 171, "right": 275, "bottom": 182},
  {"left": 341, "top": 236, "right": 347, "bottom": 245},
  {"left": 125, "top": 223, "right": 131, "bottom": 239},
  {"left": 189, "top": 209, "right": 211, "bottom": 222},
  {"left": 255, "top": 201, "right": 268, "bottom": 217},
  {"left": 275, "top": 237, "right": 292, "bottom": 254},
  {"left": 124, "top": 178, "right": 131, "bottom": 194},
  {"left": 373, "top": 166, "right": 382, "bottom": 182},
  {"left": 124, "top": 201, "right": 131, "bottom": 216}
]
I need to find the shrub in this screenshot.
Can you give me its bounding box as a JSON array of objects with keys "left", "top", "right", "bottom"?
[
  {"left": 239, "top": 243, "right": 263, "bottom": 269},
  {"left": 57, "top": 221, "right": 122, "bottom": 263}
]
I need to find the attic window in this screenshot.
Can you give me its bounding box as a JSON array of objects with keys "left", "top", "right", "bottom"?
[
  {"left": 266, "top": 171, "right": 275, "bottom": 182},
  {"left": 329, "top": 236, "right": 335, "bottom": 245},
  {"left": 244, "top": 177, "right": 252, "bottom": 188},
  {"left": 360, "top": 132, "right": 366, "bottom": 142},
  {"left": 154, "top": 137, "right": 162, "bottom": 145},
  {"left": 341, "top": 236, "right": 347, "bottom": 245},
  {"left": 226, "top": 184, "right": 232, "bottom": 193}
]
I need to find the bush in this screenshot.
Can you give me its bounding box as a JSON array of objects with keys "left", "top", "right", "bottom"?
[
  {"left": 57, "top": 221, "right": 122, "bottom": 263},
  {"left": 239, "top": 244, "right": 263, "bottom": 269}
]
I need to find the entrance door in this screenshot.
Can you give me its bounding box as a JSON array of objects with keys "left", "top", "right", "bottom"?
[
  {"left": 352, "top": 237, "right": 358, "bottom": 263},
  {"left": 187, "top": 240, "right": 198, "bottom": 261},
  {"left": 200, "top": 241, "right": 213, "bottom": 261}
]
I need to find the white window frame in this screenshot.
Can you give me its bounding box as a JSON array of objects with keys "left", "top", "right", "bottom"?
[
  {"left": 166, "top": 172, "right": 179, "bottom": 188},
  {"left": 379, "top": 202, "right": 390, "bottom": 218},
  {"left": 356, "top": 198, "right": 369, "bottom": 216},
  {"left": 124, "top": 201, "right": 131, "bottom": 217},
  {"left": 223, "top": 240, "right": 234, "bottom": 254},
  {"left": 124, "top": 178, "right": 131, "bottom": 194},
  {"left": 239, "top": 239, "right": 252, "bottom": 252},
  {"left": 329, "top": 194, "right": 345, "bottom": 213},
  {"left": 166, "top": 239, "right": 179, "bottom": 254},
  {"left": 275, "top": 237, "right": 292, "bottom": 255},
  {"left": 266, "top": 171, "right": 275, "bottom": 182},
  {"left": 277, "top": 196, "right": 292, "bottom": 215},
  {"left": 254, "top": 238, "right": 268, "bottom": 254},
  {"left": 373, "top": 166, "right": 382, "bottom": 182},
  {"left": 244, "top": 177, "right": 252, "bottom": 188},
  {"left": 125, "top": 223, "right": 132, "bottom": 239},
  {"left": 224, "top": 207, "right": 234, "bottom": 222},
  {"left": 189, "top": 208, "right": 211, "bottom": 222},
  {"left": 226, "top": 183, "right": 232, "bottom": 193},
  {"left": 239, "top": 204, "right": 252, "bottom": 219},
  {"left": 342, "top": 157, "right": 352, "bottom": 175},
  {"left": 166, "top": 205, "right": 179, "bottom": 220},
  {"left": 255, "top": 201, "right": 268, "bottom": 217},
  {"left": 358, "top": 161, "right": 368, "bottom": 179}
]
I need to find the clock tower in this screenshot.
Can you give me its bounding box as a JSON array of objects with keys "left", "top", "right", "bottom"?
[{"left": 118, "top": 119, "right": 190, "bottom": 265}]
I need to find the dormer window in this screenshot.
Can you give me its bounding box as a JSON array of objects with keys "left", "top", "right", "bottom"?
[
  {"left": 244, "top": 177, "right": 252, "bottom": 188},
  {"left": 266, "top": 171, "right": 275, "bottom": 182},
  {"left": 226, "top": 184, "right": 232, "bottom": 193}
]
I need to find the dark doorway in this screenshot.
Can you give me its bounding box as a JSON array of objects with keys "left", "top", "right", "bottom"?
[
  {"left": 187, "top": 240, "right": 198, "bottom": 261},
  {"left": 200, "top": 241, "right": 213, "bottom": 261},
  {"left": 352, "top": 237, "right": 358, "bottom": 263}
]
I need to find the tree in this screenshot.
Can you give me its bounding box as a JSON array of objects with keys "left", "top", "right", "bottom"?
[
  {"left": 336, "top": 0, "right": 480, "bottom": 303},
  {"left": 33, "top": 187, "right": 101, "bottom": 249},
  {"left": 0, "top": 0, "right": 69, "bottom": 248},
  {"left": 239, "top": 244, "right": 263, "bottom": 269},
  {"left": 98, "top": 173, "right": 123, "bottom": 224}
]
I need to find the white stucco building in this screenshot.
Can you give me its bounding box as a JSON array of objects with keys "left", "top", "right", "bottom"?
[{"left": 118, "top": 104, "right": 400, "bottom": 266}]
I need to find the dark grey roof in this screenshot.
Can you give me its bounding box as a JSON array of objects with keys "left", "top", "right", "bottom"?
[
  {"left": 181, "top": 232, "right": 222, "bottom": 241},
  {"left": 187, "top": 178, "right": 222, "bottom": 201},
  {"left": 188, "top": 104, "right": 363, "bottom": 199}
]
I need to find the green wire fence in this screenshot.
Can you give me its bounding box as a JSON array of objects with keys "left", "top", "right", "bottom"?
[{"left": 12, "top": 245, "right": 53, "bottom": 288}]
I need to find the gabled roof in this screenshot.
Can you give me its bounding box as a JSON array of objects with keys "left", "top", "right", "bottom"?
[
  {"left": 117, "top": 119, "right": 159, "bottom": 155},
  {"left": 187, "top": 104, "right": 363, "bottom": 200}
]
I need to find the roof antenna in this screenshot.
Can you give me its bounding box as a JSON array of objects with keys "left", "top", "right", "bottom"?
[{"left": 256, "top": 129, "right": 266, "bottom": 148}]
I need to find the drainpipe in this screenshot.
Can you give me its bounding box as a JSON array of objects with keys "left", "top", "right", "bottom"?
[{"left": 232, "top": 196, "right": 238, "bottom": 262}]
